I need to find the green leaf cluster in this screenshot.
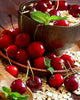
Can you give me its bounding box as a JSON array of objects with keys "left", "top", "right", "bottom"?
[
  {"left": 1, "top": 87, "right": 29, "bottom": 100},
  {"left": 44, "top": 58, "right": 54, "bottom": 74},
  {"left": 30, "top": 11, "right": 67, "bottom": 25}
]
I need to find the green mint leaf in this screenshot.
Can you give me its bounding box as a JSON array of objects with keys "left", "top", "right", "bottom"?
[
  {"left": 45, "top": 13, "right": 50, "bottom": 25},
  {"left": 10, "top": 92, "right": 29, "bottom": 100},
  {"left": 30, "top": 11, "right": 46, "bottom": 24},
  {"left": 44, "top": 58, "right": 51, "bottom": 67},
  {"left": 49, "top": 16, "right": 67, "bottom": 21},
  {"left": 47, "top": 67, "right": 54, "bottom": 74},
  {"left": 1, "top": 87, "right": 11, "bottom": 98}
]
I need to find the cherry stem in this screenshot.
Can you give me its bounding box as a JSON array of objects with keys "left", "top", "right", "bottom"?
[
  {"left": 0, "top": 24, "right": 8, "bottom": 34},
  {"left": 5, "top": 49, "right": 12, "bottom": 65},
  {"left": 27, "top": 60, "right": 34, "bottom": 81},
  {"left": 8, "top": 14, "right": 14, "bottom": 29},
  {"left": 60, "top": 61, "right": 68, "bottom": 75}
]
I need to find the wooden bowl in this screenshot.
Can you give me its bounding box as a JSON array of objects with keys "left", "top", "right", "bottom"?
[
  {"left": 0, "top": 25, "right": 80, "bottom": 77},
  {"left": 18, "top": 0, "right": 80, "bottom": 54}
]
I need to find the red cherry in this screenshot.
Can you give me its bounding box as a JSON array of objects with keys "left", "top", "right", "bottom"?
[
  {"left": 51, "top": 57, "right": 65, "bottom": 70},
  {"left": 48, "top": 9, "right": 61, "bottom": 16},
  {"left": 54, "top": 0, "right": 68, "bottom": 11},
  {"left": 9, "top": 28, "right": 19, "bottom": 39},
  {"left": 47, "top": 52, "right": 56, "bottom": 59},
  {"left": 42, "top": 0, "right": 49, "bottom": 3},
  {"left": 6, "top": 65, "right": 19, "bottom": 77},
  {"left": 64, "top": 75, "right": 79, "bottom": 91},
  {"left": 54, "top": 20, "right": 69, "bottom": 26},
  {"left": 33, "top": 1, "right": 48, "bottom": 13},
  {"left": 34, "top": 57, "right": 47, "bottom": 69},
  {"left": 0, "top": 35, "right": 13, "bottom": 49},
  {"left": 27, "top": 41, "right": 45, "bottom": 58},
  {"left": 1, "top": 30, "right": 11, "bottom": 37},
  {"left": 26, "top": 76, "right": 42, "bottom": 92},
  {"left": 6, "top": 45, "right": 18, "bottom": 59},
  {"left": 49, "top": 74, "right": 64, "bottom": 88},
  {"left": 47, "top": 1, "right": 52, "bottom": 9},
  {"left": 61, "top": 54, "right": 74, "bottom": 69},
  {"left": 15, "top": 33, "right": 30, "bottom": 48},
  {"left": 10, "top": 79, "right": 27, "bottom": 94},
  {"left": 16, "top": 49, "right": 28, "bottom": 64},
  {"left": 69, "top": 5, "right": 80, "bottom": 17}
]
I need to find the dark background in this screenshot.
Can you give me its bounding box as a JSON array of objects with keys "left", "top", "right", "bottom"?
[{"left": 0, "top": 0, "right": 80, "bottom": 28}]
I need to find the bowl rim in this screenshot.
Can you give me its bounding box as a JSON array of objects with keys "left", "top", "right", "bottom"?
[{"left": 18, "top": 0, "right": 80, "bottom": 28}]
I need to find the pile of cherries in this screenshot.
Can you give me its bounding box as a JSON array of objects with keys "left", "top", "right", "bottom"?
[{"left": 26, "top": 0, "right": 80, "bottom": 26}]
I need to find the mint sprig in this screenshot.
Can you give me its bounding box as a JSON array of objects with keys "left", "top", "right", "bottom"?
[
  {"left": 30, "top": 11, "right": 67, "bottom": 25},
  {"left": 1, "top": 87, "right": 29, "bottom": 100},
  {"left": 44, "top": 58, "right": 54, "bottom": 74}
]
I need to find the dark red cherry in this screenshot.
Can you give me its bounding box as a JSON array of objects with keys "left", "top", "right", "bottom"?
[
  {"left": 16, "top": 49, "right": 28, "bottom": 64},
  {"left": 69, "top": 5, "right": 80, "bottom": 17},
  {"left": 64, "top": 75, "right": 79, "bottom": 91},
  {"left": 27, "top": 41, "right": 45, "bottom": 58},
  {"left": 15, "top": 33, "right": 30, "bottom": 48},
  {"left": 10, "top": 79, "right": 27, "bottom": 94},
  {"left": 51, "top": 57, "right": 65, "bottom": 70},
  {"left": 0, "top": 35, "right": 13, "bottom": 49},
  {"left": 26, "top": 76, "right": 42, "bottom": 92},
  {"left": 33, "top": 1, "right": 48, "bottom": 13},
  {"left": 54, "top": 20, "right": 69, "bottom": 26},
  {"left": 6, "top": 65, "right": 19, "bottom": 77},
  {"left": 61, "top": 54, "right": 74, "bottom": 69},
  {"left": 49, "top": 74, "right": 64, "bottom": 88},
  {"left": 54, "top": 0, "right": 68, "bottom": 11},
  {"left": 48, "top": 9, "right": 61, "bottom": 16},
  {"left": 6, "top": 45, "right": 18, "bottom": 59},
  {"left": 47, "top": 1, "right": 52, "bottom": 9},
  {"left": 34, "top": 57, "right": 47, "bottom": 69},
  {"left": 47, "top": 52, "right": 56, "bottom": 59},
  {"left": 1, "top": 30, "right": 11, "bottom": 37}
]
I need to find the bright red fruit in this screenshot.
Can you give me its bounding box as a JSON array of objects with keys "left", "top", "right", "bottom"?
[
  {"left": 48, "top": 9, "right": 61, "bottom": 16},
  {"left": 51, "top": 57, "right": 65, "bottom": 70},
  {"left": 54, "top": 0, "right": 68, "bottom": 11},
  {"left": 69, "top": 5, "right": 80, "bottom": 17},
  {"left": 49, "top": 74, "right": 64, "bottom": 88},
  {"left": 64, "top": 75, "right": 79, "bottom": 91},
  {"left": 16, "top": 49, "right": 28, "bottom": 64},
  {"left": 15, "top": 33, "right": 30, "bottom": 48},
  {"left": 27, "top": 41, "right": 45, "bottom": 58},
  {"left": 47, "top": 52, "right": 56, "bottom": 59},
  {"left": 47, "top": 1, "right": 52, "bottom": 9},
  {"left": 6, "top": 65, "right": 19, "bottom": 77},
  {"left": 6, "top": 45, "right": 18, "bottom": 59},
  {"left": 54, "top": 20, "right": 69, "bottom": 26},
  {"left": 0, "top": 35, "right": 13, "bottom": 49},
  {"left": 26, "top": 76, "right": 42, "bottom": 92},
  {"left": 10, "top": 79, "right": 27, "bottom": 94},
  {"left": 33, "top": 1, "right": 48, "bottom": 13},
  {"left": 34, "top": 57, "right": 47, "bottom": 69},
  {"left": 61, "top": 54, "right": 74, "bottom": 69},
  {"left": 1, "top": 30, "right": 11, "bottom": 37}
]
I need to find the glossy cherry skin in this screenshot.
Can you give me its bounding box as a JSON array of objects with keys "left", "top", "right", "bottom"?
[
  {"left": 16, "top": 49, "right": 28, "bottom": 64},
  {"left": 51, "top": 57, "right": 65, "bottom": 70},
  {"left": 6, "top": 65, "right": 19, "bottom": 77},
  {"left": 69, "top": 5, "right": 80, "bottom": 17},
  {"left": 54, "top": 20, "right": 69, "bottom": 26},
  {"left": 26, "top": 76, "right": 42, "bottom": 92},
  {"left": 27, "top": 41, "right": 45, "bottom": 58},
  {"left": 49, "top": 74, "right": 64, "bottom": 88},
  {"left": 6, "top": 45, "right": 18, "bottom": 59},
  {"left": 48, "top": 9, "right": 61, "bottom": 16},
  {"left": 1, "top": 30, "right": 11, "bottom": 37},
  {"left": 61, "top": 54, "right": 74, "bottom": 69},
  {"left": 47, "top": 52, "right": 56, "bottom": 59},
  {"left": 34, "top": 57, "right": 47, "bottom": 69},
  {"left": 0, "top": 35, "right": 13, "bottom": 49},
  {"left": 54, "top": 0, "right": 68, "bottom": 11},
  {"left": 33, "top": 1, "right": 48, "bottom": 13},
  {"left": 64, "top": 75, "right": 79, "bottom": 91},
  {"left": 47, "top": 1, "right": 52, "bottom": 9},
  {"left": 10, "top": 79, "right": 27, "bottom": 94},
  {"left": 15, "top": 33, "right": 30, "bottom": 48}
]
